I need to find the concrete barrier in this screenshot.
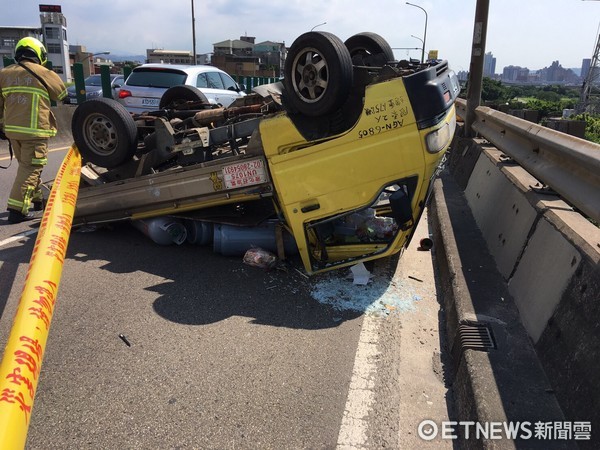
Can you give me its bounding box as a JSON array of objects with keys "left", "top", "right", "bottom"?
[
  {"left": 51, "top": 104, "right": 76, "bottom": 147},
  {"left": 433, "top": 126, "right": 600, "bottom": 448},
  {"left": 545, "top": 119, "right": 587, "bottom": 139}
]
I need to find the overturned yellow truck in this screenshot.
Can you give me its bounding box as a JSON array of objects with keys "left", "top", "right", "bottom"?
[{"left": 72, "top": 31, "right": 460, "bottom": 274}]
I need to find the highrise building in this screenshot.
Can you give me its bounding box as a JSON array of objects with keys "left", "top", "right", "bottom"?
[
  {"left": 502, "top": 65, "right": 529, "bottom": 82},
  {"left": 39, "top": 5, "right": 70, "bottom": 82},
  {"left": 483, "top": 51, "right": 496, "bottom": 77},
  {"left": 581, "top": 58, "right": 591, "bottom": 80},
  {"left": 0, "top": 26, "right": 41, "bottom": 67}
]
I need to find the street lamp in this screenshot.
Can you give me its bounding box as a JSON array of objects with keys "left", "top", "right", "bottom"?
[
  {"left": 311, "top": 22, "right": 327, "bottom": 31},
  {"left": 77, "top": 51, "right": 110, "bottom": 63},
  {"left": 191, "top": 0, "right": 197, "bottom": 65},
  {"left": 406, "top": 2, "right": 427, "bottom": 63},
  {"left": 410, "top": 34, "right": 424, "bottom": 57}
]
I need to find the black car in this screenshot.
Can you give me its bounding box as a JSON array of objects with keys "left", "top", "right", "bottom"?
[{"left": 64, "top": 74, "right": 125, "bottom": 104}]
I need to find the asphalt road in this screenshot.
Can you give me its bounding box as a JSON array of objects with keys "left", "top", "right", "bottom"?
[{"left": 0, "top": 142, "right": 453, "bottom": 449}]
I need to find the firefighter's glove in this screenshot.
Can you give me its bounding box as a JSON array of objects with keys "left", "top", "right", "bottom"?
[{"left": 0, "top": 130, "right": 7, "bottom": 141}]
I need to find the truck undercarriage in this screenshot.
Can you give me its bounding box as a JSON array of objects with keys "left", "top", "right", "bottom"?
[{"left": 72, "top": 31, "right": 460, "bottom": 274}]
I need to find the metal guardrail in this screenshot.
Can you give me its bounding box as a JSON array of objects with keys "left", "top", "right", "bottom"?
[
  {"left": 455, "top": 98, "right": 600, "bottom": 223},
  {"left": 233, "top": 76, "right": 279, "bottom": 94}
]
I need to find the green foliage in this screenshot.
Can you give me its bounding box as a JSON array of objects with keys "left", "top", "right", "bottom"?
[
  {"left": 472, "top": 78, "right": 580, "bottom": 104},
  {"left": 481, "top": 78, "right": 504, "bottom": 101},
  {"left": 463, "top": 77, "right": 599, "bottom": 143},
  {"left": 518, "top": 98, "right": 578, "bottom": 117},
  {"left": 572, "top": 113, "right": 600, "bottom": 144},
  {"left": 536, "top": 90, "right": 562, "bottom": 102}
]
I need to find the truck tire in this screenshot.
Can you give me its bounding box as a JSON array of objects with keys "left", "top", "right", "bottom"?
[
  {"left": 283, "top": 31, "right": 353, "bottom": 117},
  {"left": 159, "top": 85, "right": 209, "bottom": 109},
  {"left": 72, "top": 98, "right": 138, "bottom": 168},
  {"left": 344, "top": 32, "right": 395, "bottom": 66}
]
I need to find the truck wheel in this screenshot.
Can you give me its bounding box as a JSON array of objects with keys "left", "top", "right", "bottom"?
[
  {"left": 283, "top": 31, "right": 353, "bottom": 117},
  {"left": 159, "top": 85, "right": 209, "bottom": 109},
  {"left": 344, "top": 32, "right": 395, "bottom": 66},
  {"left": 72, "top": 98, "right": 138, "bottom": 168}
]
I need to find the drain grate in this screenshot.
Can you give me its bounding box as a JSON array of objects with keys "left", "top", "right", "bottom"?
[
  {"left": 457, "top": 322, "right": 496, "bottom": 351},
  {"left": 452, "top": 321, "right": 497, "bottom": 367}
]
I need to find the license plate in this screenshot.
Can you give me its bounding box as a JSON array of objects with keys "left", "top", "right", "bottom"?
[
  {"left": 141, "top": 98, "right": 160, "bottom": 107},
  {"left": 222, "top": 159, "right": 267, "bottom": 189}
]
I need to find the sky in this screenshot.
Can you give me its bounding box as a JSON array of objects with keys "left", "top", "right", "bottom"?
[{"left": 2, "top": 0, "right": 599, "bottom": 72}]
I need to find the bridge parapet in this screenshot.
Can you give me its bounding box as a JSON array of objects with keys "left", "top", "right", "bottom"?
[{"left": 435, "top": 107, "right": 600, "bottom": 447}]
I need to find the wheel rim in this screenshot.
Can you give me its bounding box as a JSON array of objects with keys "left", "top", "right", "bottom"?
[
  {"left": 291, "top": 47, "right": 329, "bottom": 104},
  {"left": 82, "top": 113, "right": 119, "bottom": 156}
]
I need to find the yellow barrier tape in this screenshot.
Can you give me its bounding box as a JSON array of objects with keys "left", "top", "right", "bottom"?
[{"left": 0, "top": 145, "right": 81, "bottom": 449}]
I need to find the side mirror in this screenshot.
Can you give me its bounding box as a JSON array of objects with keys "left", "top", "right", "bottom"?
[
  {"left": 238, "top": 84, "right": 246, "bottom": 93},
  {"left": 389, "top": 188, "right": 413, "bottom": 230}
]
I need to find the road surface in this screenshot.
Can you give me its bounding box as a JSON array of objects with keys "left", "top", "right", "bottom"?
[{"left": 0, "top": 142, "right": 453, "bottom": 449}]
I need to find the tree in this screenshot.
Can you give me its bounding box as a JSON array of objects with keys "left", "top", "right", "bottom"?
[{"left": 481, "top": 77, "right": 505, "bottom": 102}]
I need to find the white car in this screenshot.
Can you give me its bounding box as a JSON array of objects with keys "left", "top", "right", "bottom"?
[{"left": 116, "top": 64, "right": 246, "bottom": 113}]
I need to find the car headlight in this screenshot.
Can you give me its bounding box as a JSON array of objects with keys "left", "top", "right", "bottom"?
[
  {"left": 425, "top": 113, "right": 456, "bottom": 153},
  {"left": 88, "top": 91, "right": 101, "bottom": 98}
]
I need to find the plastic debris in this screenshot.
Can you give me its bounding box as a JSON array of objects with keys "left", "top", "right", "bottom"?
[
  {"left": 350, "top": 262, "right": 372, "bottom": 285},
  {"left": 243, "top": 247, "right": 277, "bottom": 269}
]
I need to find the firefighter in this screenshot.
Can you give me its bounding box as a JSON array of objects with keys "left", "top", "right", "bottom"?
[{"left": 0, "top": 37, "right": 67, "bottom": 223}]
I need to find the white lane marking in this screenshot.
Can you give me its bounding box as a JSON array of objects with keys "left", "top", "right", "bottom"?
[
  {"left": 337, "top": 314, "right": 381, "bottom": 449},
  {"left": 0, "top": 229, "right": 38, "bottom": 248}
]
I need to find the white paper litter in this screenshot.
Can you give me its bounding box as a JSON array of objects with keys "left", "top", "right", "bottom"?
[{"left": 350, "top": 262, "right": 372, "bottom": 285}]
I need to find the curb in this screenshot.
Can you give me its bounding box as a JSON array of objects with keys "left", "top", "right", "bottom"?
[{"left": 429, "top": 171, "right": 573, "bottom": 449}]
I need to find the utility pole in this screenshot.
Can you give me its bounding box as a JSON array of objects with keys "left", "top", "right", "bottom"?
[
  {"left": 464, "top": 0, "right": 490, "bottom": 138},
  {"left": 579, "top": 30, "right": 600, "bottom": 113},
  {"left": 191, "top": 0, "right": 197, "bottom": 65}
]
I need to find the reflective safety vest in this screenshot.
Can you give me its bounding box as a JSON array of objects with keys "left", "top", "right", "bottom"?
[{"left": 0, "top": 61, "right": 67, "bottom": 139}]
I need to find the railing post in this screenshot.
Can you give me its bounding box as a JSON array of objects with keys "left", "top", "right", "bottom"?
[
  {"left": 100, "top": 64, "right": 112, "bottom": 99},
  {"left": 73, "top": 63, "right": 86, "bottom": 105},
  {"left": 45, "top": 61, "right": 57, "bottom": 106},
  {"left": 465, "top": 0, "right": 490, "bottom": 138}
]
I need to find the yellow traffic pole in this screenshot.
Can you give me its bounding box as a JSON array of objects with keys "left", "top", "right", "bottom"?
[{"left": 0, "top": 146, "right": 81, "bottom": 449}]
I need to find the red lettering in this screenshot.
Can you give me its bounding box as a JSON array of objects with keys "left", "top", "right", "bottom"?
[
  {"left": 32, "top": 295, "right": 54, "bottom": 314},
  {"left": 0, "top": 389, "right": 32, "bottom": 423},
  {"left": 14, "top": 350, "right": 39, "bottom": 379},
  {"left": 61, "top": 192, "right": 77, "bottom": 207},
  {"left": 19, "top": 336, "right": 43, "bottom": 362},
  {"left": 50, "top": 234, "right": 67, "bottom": 249},
  {"left": 5, "top": 367, "right": 35, "bottom": 398},
  {"left": 45, "top": 249, "right": 64, "bottom": 264}
]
